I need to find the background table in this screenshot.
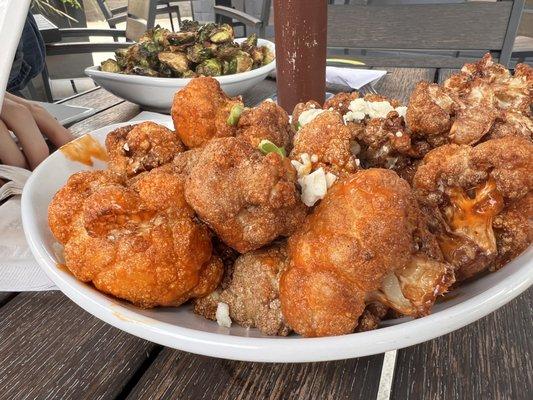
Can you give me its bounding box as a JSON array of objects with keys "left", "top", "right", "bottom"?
[{"left": 0, "top": 67, "right": 531, "bottom": 400}]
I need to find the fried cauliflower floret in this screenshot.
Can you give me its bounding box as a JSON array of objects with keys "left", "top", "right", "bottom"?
[
  {"left": 406, "top": 81, "right": 456, "bottom": 144},
  {"left": 48, "top": 170, "right": 124, "bottom": 244},
  {"left": 48, "top": 166, "right": 223, "bottom": 308},
  {"left": 449, "top": 79, "right": 497, "bottom": 145},
  {"left": 280, "top": 169, "right": 454, "bottom": 337},
  {"left": 323, "top": 91, "right": 359, "bottom": 115},
  {"left": 413, "top": 136, "right": 533, "bottom": 280},
  {"left": 105, "top": 122, "right": 184, "bottom": 177},
  {"left": 290, "top": 110, "right": 359, "bottom": 176},
  {"left": 236, "top": 100, "right": 294, "bottom": 149},
  {"left": 185, "top": 137, "right": 306, "bottom": 253},
  {"left": 194, "top": 242, "right": 291, "bottom": 336},
  {"left": 171, "top": 77, "right": 243, "bottom": 148}
]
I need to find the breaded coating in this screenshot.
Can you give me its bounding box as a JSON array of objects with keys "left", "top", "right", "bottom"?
[
  {"left": 291, "top": 110, "right": 359, "bottom": 176},
  {"left": 323, "top": 91, "right": 359, "bottom": 115},
  {"left": 486, "top": 110, "right": 533, "bottom": 141},
  {"left": 194, "top": 242, "right": 291, "bottom": 336},
  {"left": 185, "top": 137, "right": 306, "bottom": 253},
  {"left": 236, "top": 100, "right": 294, "bottom": 149},
  {"left": 171, "top": 77, "right": 243, "bottom": 148},
  {"left": 413, "top": 136, "right": 533, "bottom": 280},
  {"left": 48, "top": 166, "right": 222, "bottom": 308},
  {"left": 291, "top": 100, "right": 322, "bottom": 131},
  {"left": 280, "top": 169, "right": 454, "bottom": 337},
  {"left": 105, "top": 122, "right": 184, "bottom": 177}
]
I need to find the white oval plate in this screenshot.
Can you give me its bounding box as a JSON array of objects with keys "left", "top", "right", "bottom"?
[
  {"left": 22, "top": 122, "right": 532, "bottom": 363},
  {"left": 85, "top": 39, "right": 276, "bottom": 113}
]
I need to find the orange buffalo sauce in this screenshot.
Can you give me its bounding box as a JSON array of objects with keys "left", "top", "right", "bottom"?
[
  {"left": 60, "top": 134, "right": 108, "bottom": 166},
  {"left": 439, "top": 178, "right": 504, "bottom": 259}
]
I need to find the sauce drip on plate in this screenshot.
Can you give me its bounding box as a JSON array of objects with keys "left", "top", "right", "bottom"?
[{"left": 60, "top": 134, "right": 108, "bottom": 166}]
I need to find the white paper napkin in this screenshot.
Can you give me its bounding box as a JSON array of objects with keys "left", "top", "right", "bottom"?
[
  {"left": 0, "top": 165, "right": 57, "bottom": 291},
  {"left": 326, "top": 66, "right": 386, "bottom": 89}
]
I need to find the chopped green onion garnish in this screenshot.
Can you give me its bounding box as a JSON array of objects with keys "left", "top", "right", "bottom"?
[
  {"left": 258, "top": 139, "right": 286, "bottom": 157},
  {"left": 227, "top": 104, "right": 244, "bottom": 126}
]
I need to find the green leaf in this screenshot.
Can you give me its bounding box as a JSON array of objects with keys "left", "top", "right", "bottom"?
[{"left": 258, "top": 139, "right": 286, "bottom": 157}]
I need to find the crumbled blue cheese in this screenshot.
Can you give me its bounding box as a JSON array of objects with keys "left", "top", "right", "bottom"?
[
  {"left": 343, "top": 98, "right": 407, "bottom": 122},
  {"left": 216, "top": 302, "right": 232, "bottom": 327},
  {"left": 291, "top": 153, "right": 338, "bottom": 207},
  {"left": 298, "top": 108, "right": 326, "bottom": 127}
]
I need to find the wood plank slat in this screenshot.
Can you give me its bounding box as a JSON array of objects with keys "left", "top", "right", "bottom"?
[
  {"left": 127, "top": 351, "right": 385, "bottom": 400},
  {"left": 328, "top": 3, "right": 512, "bottom": 51},
  {"left": 0, "top": 292, "right": 157, "bottom": 400},
  {"left": 391, "top": 289, "right": 533, "bottom": 400},
  {"left": 372, "top": 67, "right": 436, "bottom": 103},
  {"left": 67, "top": 101, "right": 141, "bottom": 138},
  {"left": 437, "top": 68, "right": 459, "bottom": 84}
]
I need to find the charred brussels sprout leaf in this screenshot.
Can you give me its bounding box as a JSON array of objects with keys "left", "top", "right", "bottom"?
[
  {"left": 196, "top": 59, "right": 222, "bottom": 76},
  {"left": 222, "top": 59, "right": 237, "bottom": 75},
  {"left": 101, "top": 59, "right": 121, "bottom": 73}
]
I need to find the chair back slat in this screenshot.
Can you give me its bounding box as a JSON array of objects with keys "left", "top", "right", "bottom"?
[
  {"left": 125, "top": 0, "right": 157, "bottom": 41},
  {"left": 328, "top": 2, "right": 513, "bottom": 51}
]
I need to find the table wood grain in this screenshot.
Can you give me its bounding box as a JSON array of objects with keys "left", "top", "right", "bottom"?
[{"left": 1, "top": 68, "right": 531, "bottom": 400}]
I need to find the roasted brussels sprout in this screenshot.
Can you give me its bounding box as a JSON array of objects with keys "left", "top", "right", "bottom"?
[
  {"left": 182, "top": 70, "right": 199, "bottom": 78},
  {"left": 198, "top": 23, "right": 217, "bottom": 42},
  {"left": 209, "top": 24, "right": 234, "bottom": 43},
  {"left": 101, "top": 59, "right": 121, "bottom": 73},
  {"left": 152, "top": 26, "right": 170, "bottom": 46},
  {"left": 167, "top": 31, "right": 196, "bottom": 46},
  {"left": 158, "top": 52, "right": 189, "bottom": 73},
  {"left": 234, "top": 50, "right": 254, "bottom": 73},
  {"left": 132, "top": 66, "right": 159, "bottom": 76},
  {"left": 187, "top": 43, "right": 213, "bottom": 63},
  {"left": 216, "top": 43, "right": 240, "bottom": 60},
  {"left": 241, "top": 33, "right": 258, "bottom": 52},
  {"left": 196, "top": 58, "right": 222, "bottom": 76},
  {"left": 249, "top": 47, "right": 264, "bottom": 66},
  {"left": 261, "top": 46, "right": 275, "bottom": 65},
  {"left": 114, "top": 48, "right": 129, "bottom": 68},
  {"left": 222, "top": 59, "right": 237, "bottom": 75}
]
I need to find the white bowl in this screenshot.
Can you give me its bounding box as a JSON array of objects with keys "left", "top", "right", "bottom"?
[
  {"left": 22, "top": 122, "right": 533, "bottom": 363},
  {"left": 85, "top": 38, "right": 276, "bottom": 113}
]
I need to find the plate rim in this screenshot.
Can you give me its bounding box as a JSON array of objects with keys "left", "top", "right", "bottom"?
[{"left": 21, "top": 121, "right": 533, "bottom": 363}]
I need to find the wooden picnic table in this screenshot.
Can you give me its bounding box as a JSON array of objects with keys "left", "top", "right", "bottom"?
[{"left": 0, "top": 67, "right": 531, "bottom": 400}]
